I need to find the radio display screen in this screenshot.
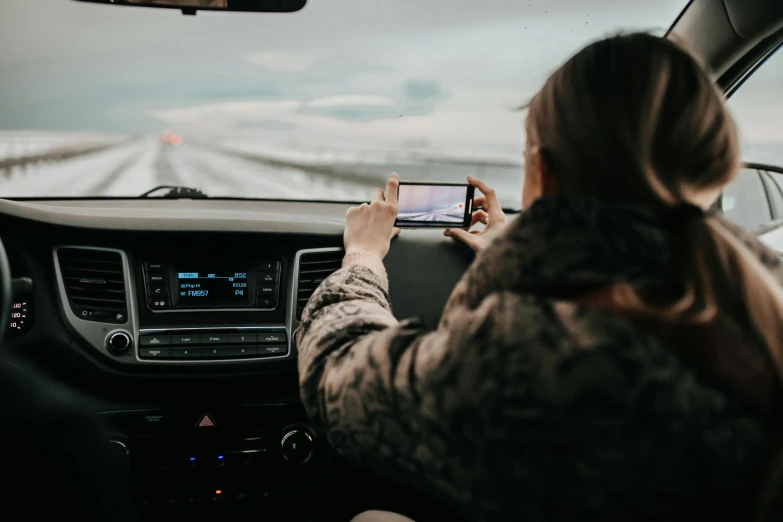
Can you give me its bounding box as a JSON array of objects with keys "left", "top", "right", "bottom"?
[{"left": 175, "top": 269, "right": 251, "bottom": 307}]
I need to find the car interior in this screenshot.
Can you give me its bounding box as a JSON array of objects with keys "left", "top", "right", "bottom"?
[{"left": 0, "top": 0, "right": 782, "bottom": 520}]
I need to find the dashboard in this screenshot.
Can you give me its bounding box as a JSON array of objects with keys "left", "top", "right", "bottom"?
[{"left": 0, "top": 196, "right": 475, "bottom": 521}]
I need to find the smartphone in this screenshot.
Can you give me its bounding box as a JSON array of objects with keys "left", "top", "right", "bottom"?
[{"left": 395, "top": 182, "right": 475, "bottom": 228}]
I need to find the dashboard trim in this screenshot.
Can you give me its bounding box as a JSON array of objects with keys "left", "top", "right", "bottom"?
[
  {"left": 0, "top": 198, "right": 346, "bottom": 235},
  {"left": 53, "top": 245, "right": 139, "bottom": 360},
  {"left": 287, "top": 247, "right": 344, "bottom": 355},
  {"left": 139, "top": 326, "right": 286, "bottom": 333}
]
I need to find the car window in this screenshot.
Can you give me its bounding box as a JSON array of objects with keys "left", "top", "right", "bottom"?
[
  {"left": 720, "top": 47, "right": 782, "bottom": 233},
  {"left": 728, "top": 47, "right": 783, "bottom": 167},
  {"left": 0, "top": 0, "right": 686, "bottom": 205},
  {"left": 721, "top": 168, "right": 772, "bottom": 231}
]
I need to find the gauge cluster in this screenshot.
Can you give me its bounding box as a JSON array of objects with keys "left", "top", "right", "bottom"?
[
  {"left": 10, "top": 300, "right": 30, "bottom": 334},
  {"left": 9, "top": 276, "right": 33, "bottom": 335}
]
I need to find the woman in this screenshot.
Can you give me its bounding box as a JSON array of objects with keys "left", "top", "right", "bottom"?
[{"left": 296, "top": 33, "right": 783, "bottom": 521}]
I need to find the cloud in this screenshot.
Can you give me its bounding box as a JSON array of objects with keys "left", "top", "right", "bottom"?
[
  {"left": 237, "top": 119, "right": 297, "bottom": 131},
  {"left": 300, "top": 80, "right": 449, "bottom": 121},
  {"left": 404, "top": 81, "right": 443, "bottom": 100},
  {"left": 245, "top": 51, "right": 316, "bottom": 73},
  {"left": 147, "top": 100, "right": 302, "bottom": 123},
  {"left": 308, "top": 95, "right": 396, "bottom": 108}
]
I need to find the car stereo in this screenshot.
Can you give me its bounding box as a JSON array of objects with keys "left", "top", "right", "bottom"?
[{"left": 143, "top": 261, "right": 281, "bottom": 311}]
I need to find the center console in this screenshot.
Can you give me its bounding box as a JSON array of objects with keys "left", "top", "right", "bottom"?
[
  {"left": 101, "top": 402, "right": 324, "bottom": 519},
  {"left": 48, "top": 241, "right": 346, "bottom": 519},
  {"left": 51, "top": 242, "right": 340, "bottom": 368},
  {"left": 134, "top": 258, "right": 288, "bottom": 361}
]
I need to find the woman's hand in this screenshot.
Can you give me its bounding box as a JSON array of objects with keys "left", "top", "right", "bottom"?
[
  {"left": 344, "top": 173, "right": 401, "bottom": 260},
  {"left": 444, "top": 176, "right": 507, "bottom": 252}
]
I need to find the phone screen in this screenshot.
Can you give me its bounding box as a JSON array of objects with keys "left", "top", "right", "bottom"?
[{"left": 395, "top": 183, "right": 474, "bottom": 228}]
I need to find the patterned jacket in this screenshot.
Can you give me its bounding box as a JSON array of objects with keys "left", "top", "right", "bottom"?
[{"left": 296, "top": 195, "right": 777, "bottom": 521}]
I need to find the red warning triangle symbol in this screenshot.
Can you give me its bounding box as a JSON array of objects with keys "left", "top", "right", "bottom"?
[{"left": 197, "top": 413, "right": 216, "bottom": 428}]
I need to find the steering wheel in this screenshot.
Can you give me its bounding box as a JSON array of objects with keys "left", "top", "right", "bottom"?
[{"left": 0, "top": 236, "right": 11, "bottom": 344}]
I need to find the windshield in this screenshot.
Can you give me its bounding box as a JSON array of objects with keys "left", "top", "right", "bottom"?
[{"left": 0, "top": 0, "right": 684, "bottom": 207}]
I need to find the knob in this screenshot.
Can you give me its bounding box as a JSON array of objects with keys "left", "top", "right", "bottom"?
[
  {"left": 106, "top": 331, "right": 132, "bottom": 354},
  {"left": 280, "top": 429, "right": 314, "bottom": 465},
  {"left": 109, "top": 440, "right": 130, "bottom": 476},
  {"left": 109, "top": 439, "right": 129, "bottom": 458}
]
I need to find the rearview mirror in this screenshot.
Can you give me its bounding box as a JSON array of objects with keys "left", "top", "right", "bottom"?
[{"left": 73, "top": 0, "right": 307, "bottom": 15}]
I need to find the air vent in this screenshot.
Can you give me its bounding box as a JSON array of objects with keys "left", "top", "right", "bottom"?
[
  {"left": 296, "top": 250, "right": 343, "bottom": 320},
  {"left": 57, "top": 248, "right": 128, "bottom": 323}
]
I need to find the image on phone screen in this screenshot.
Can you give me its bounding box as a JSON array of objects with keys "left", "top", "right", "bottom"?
[{"left": 395, "top": 183, "right": 474, "bottom": 228}]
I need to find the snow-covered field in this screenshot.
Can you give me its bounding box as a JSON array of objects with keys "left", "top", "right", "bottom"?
[{"left": 0, "top": 131, "right": 126, "bottom": 161}]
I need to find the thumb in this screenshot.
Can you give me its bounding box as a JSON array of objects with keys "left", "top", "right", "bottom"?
[
  {"left": 391, "top": 227, "right": 401, "bottom": 239},
  {"left": 445, "top": 228, "right": 478, "bottom": 251}
]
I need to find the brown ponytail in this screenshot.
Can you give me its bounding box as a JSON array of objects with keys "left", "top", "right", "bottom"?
[{"left": 527, "top": 33, "right": 783, "bottom": 519}]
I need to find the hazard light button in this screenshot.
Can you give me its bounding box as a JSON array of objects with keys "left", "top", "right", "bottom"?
[{"left": 196, "top": 413, "right": 217, "bottom": 428}]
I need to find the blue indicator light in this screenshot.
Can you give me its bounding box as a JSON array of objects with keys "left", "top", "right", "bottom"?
[
  {"left": 189, "top": 457, "right": 196, "bottom": 461},
  {"left": 217, "top": 455, "right": 224, "bottom": 460}
]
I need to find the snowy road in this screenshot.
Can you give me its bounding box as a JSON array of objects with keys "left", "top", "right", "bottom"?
[
  {"left": 0, "top": 136, "right": 524, "bottom": 207},
  {"left": 397, "top": 208, "right": 465, "bottom": 223},
  {"left": 0, "top": 138, "right": 373, "bottom": 200}
]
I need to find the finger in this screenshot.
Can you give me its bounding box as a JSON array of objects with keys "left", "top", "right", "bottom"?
[
  {"left": 473, "top": 195, "right": 487, "bottom": 210},
  {"left": 386, "top": 173, "right": 400, "bottom": 205},
  {"left": 371, "top": 188, "right": 384, "bottom": 203},
  {"left": 391, "top": 227, "right": 400, "bottom": 239},
  {"left": 467, "top": 176, "right": 502, "bottom": 215},
  {"left": 444, "top": 228, "right": 478, "bottom": 251},
  {"left": 471, "top": 209, "right": 489, "bottom": 226}
]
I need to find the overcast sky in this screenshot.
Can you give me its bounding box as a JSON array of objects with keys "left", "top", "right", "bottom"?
[{"left": 0, "top": 0, "right": 779, "bottom": 158}]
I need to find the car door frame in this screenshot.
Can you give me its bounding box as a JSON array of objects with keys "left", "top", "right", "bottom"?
[{"left": 667, "top": 0, "right": 783, "bottom": 96}]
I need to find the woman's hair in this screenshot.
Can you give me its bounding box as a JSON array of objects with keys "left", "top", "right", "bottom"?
[{"left": 526, "top": 33, "right": 783, "bottom": 519}]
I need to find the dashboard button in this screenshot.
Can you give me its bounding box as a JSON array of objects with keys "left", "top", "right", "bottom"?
[
  {"left": 148, "top": 298, "right": 170, "bottom": 310},
  {"left": 147, "top": 273, "right": 167, "bottom": 283},
  {"left": 140, "top": 334, "right": 171, "bottom": 346},
  {"left": 145, "top": 262, "right": 166, "bottom": 272},
  {"left": 257, "top": 284, "right": 276, "bottom": 295},
  {"left": 171, "top": 347, "right": 203, "bottom": 359},
  {"left": 229, "top": 333, "right": 256, "bottom": 344},
  {"left": 257, "top": 296, "right": 278, "bottom": 309},
  {"left": 171, "top": 334, "right": 198, "bottom": 345},
  {"left": 259, "top": 261, "right": 279, "bottom": 271},
  {"left": 202, "top": 346, "right": 230, "bottom": 359},
  {"left": 258, "top": 271, "right": 279, "bottom": 283},
  {"left": 140, "top": 347, "right": 170, "bottom": 359},
  {"left": 258, "top": 332, "right": 286, "bottom": 344},
  {"left": 232, "top": 345, "right": 258, "bottom": 358},
  {"left": 88, "top": 309, "right": 125, "bottom": 322},
  {"left": 147, "top": 284, "right": 169, "bottom": 297},
  {"left": 99, "top": 410, "right": 163, "bottom": 437},
  {"left": 201, "top": 333, "right": 228, "bottom": 344},
  {"left": 257, "top": 345, "right": 287, "bottom": 357}
]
